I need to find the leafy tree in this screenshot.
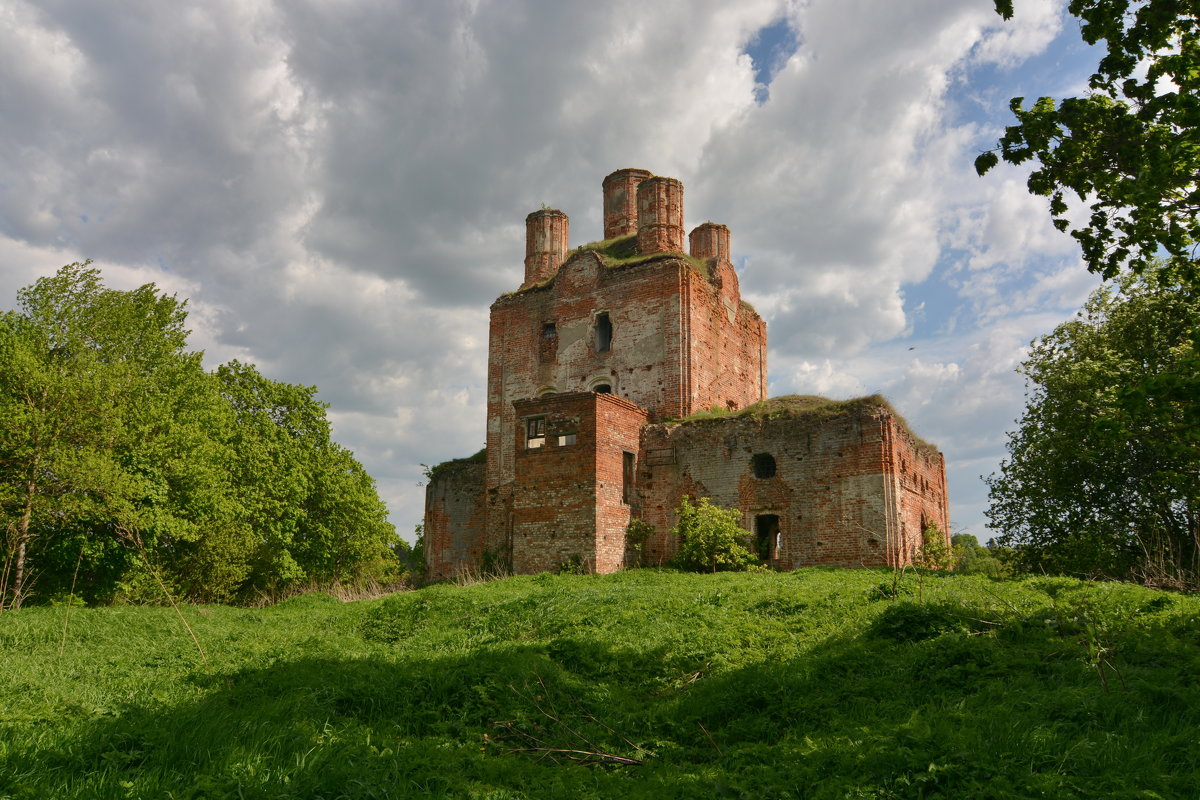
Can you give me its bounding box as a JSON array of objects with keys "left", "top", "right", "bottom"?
[
  {"left": 978, "top": 3, "right": 1200, "bottom": 427},
  {"left": 671, "top": 496, "right": 757, "bottom": 573},
  {"left": 980, "top": 1, "right": 1199, "bottom": 585},
  {"left": 914, "top": 522, "right": 953, "bottom": 570},
  {"left": 987, "top": 265, "right": 1198, "bottom": 588},
  {"left": 950, "top": 533, "right": 1011, "bottom": 578},
  {"left": 1, "top": 264, "right": 399, "bottom": 606},
  {"left": 216, "top": 361, "right": 397, "bottom": 593},
  {"left": 0, "top": 263, "right": 219, "bottom": 607},
  {"left": 398, "top": 523, "right": 426, "bottom": 579},
  {"left": 977, "top": 0, "right": 1200, "bottom": 283}
]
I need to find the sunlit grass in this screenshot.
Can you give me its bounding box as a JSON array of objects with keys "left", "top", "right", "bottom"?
[{"left": 1, "top": 569, "right": 1198, "bottom": 798}]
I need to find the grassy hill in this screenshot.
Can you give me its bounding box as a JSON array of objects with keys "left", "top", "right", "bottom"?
[{"left": 1, "top": 569, "right": 1198, "bottom": 798}]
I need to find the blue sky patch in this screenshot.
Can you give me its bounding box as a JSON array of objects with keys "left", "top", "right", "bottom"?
[{"left": 744, "top": 17, "right": 800, "bottom": 104}]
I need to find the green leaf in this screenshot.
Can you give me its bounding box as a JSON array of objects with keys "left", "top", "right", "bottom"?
[{"left": 974, "top": 150, "right": 1000, "bottom": 176}]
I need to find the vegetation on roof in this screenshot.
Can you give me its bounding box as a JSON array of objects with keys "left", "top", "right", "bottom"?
[
  {"left": 501, "top": 236, "right": 770, "bottom": 313},
  {"left": 423, "top": 448, "right": 486, "bottom": 484},
  {"left": 668, "top": 394, "right": 937, "bottom": 452},
  {"left": 574, "top": 234, "right": 713, "bottom": 278}
]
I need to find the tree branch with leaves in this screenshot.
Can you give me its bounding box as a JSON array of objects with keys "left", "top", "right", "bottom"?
[{"left": 978, "top": 1, "right": 1200, "bottom": 283}]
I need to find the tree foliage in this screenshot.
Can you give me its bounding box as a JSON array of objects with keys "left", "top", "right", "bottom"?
[
  {"left": 978, "top": 0, "right": 1200, "bottom": 283},
  {"left": 914, "top": 522, "right": 953, "bottom": 570},
  {"left": 0, "top": 264, "right": 399, "bottom": 607},
  {"left": 981, "top": 1, "right": 1200, "bottom": 586},
  {"left": 671, "top": 496, "right": 757, "bottom": 573},
  {"left": 950, "top": 533, "right": 1011, "bottom": 578},
  {"left": 987, "top": 265, "right": 1199, "bottom": 588}
]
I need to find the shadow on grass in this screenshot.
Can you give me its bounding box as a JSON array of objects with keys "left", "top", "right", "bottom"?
[{"left": 4, "top": 599, "right": 1199, "bottom": 799}]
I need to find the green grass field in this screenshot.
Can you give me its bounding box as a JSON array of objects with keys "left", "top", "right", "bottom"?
[{"left": 2, "top": 568, "right": 1198, "bottom": 798}]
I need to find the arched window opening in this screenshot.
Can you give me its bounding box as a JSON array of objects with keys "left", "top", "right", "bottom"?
[
  {"left": 595, "top": 312, "right": 612, "bottom": 352},
  {"left": 751, "top": 453, "right": 776, "bottom": 479},
  {"left": 539, "top": 322, "right": 557, "bottom": 363},
  {"left": 594, "top": 384, "right": 612, "bottom": 394}
]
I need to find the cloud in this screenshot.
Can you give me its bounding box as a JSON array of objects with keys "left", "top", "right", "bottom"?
[
  {"left": 0, "top": 0, "right": 1095, "bottom": 540},
  {"left": 691, "top": 0, "right": 1069, "bottom": 363},
  {"left": 971, "top": 0, "right": 1064, "bottom": 67}
]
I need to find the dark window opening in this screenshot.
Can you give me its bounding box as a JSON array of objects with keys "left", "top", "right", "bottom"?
[
  {"left": 751, "top": 453, "right": 777, "bottom": 479},
  {"left": 526, "top": 417, "right": 546, "bottom": 449},
  {"left": 755, "top": 514, "right": 779, "bottom": 561},
  {"left": 595, "top": 312, "right": 612, "bottom": 352},
  {"left": 594, "top": 384, "right": 612, "bottom": 394},
  {"left": 622, "top": 451, "right": 635, "bottom": 504},
  {"left": 539, "top": 322, "right": 557, "bottom": 363}
]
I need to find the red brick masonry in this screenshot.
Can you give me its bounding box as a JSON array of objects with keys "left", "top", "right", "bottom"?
[{"left": 424, "top": 169, "right": 949, "bottom": 578}]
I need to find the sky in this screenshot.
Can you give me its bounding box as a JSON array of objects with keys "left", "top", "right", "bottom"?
[{"left": 0, "top": 0, "right": 1106, "bottom": 543}]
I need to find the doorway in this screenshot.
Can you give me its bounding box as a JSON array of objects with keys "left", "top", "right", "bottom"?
[{"left": 755, "top": 514, "right": 780, "bottom": 562}]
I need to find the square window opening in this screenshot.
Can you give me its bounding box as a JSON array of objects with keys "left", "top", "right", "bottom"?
[{"left": 526, "top": 417, "right": 546, "bottom": 449}]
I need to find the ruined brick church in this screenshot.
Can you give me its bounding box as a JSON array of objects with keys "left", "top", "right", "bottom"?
[{"left": 424, "top": 168, "right": 949, "bottom": 579}]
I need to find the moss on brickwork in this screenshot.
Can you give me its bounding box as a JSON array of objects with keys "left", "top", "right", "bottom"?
[
  {"left": 425, "top": 448, "right": 486, "bottom": 484},
  {"left": 671, "top": 394, "right": 938, "bottom": 453}
]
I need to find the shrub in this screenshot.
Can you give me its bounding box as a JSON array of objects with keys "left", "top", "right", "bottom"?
[
  {"left": 625, "top": 518, "right": 653, "bottom": 566},
  {"left": 671, "top": 496, "right": 756, "bottom": 573},
  {"left": 915, "top": 522, "right": 952, "bottom": 569},
  {"left": 951, "top": 533, "right": 1011, "bottom": 578}
]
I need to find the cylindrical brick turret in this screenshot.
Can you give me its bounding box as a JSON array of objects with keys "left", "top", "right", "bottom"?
[
  {"left": 689, "top": 222, "right": 730, "bottom": 262},
  {"left": 636, "top": 176, "right": 684, "bottom": 255},
  {"left": 523, "top": 209, "right": 569, "bottom": 288},
  {"left": 602, "top": 168, "right": 653, "bottom": 240}
]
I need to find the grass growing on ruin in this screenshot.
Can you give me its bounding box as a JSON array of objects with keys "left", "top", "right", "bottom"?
[
  {"left": 573, "top": 234, "right": 712, "bottom": 276},
  {"left": 425, "top": 447, "right": 487, "bottom": 483},
  {"left": 505, "top": 234, "right": 712, "bottom": 295},
  {"left": 2, "top": 569, "right": 1198, "bottom": 798},
  {"left": 670, "top": 394, "right": 937, "bottom": 450}
]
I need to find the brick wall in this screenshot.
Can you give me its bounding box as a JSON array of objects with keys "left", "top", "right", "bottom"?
[
  {"left": 423, "top": 459, "right": 486, "bottom": 580},
  {"left": 592, "top": 394, "right": 647, "bottom": 572},
  {"left": 485, "top": 249, "right": 766, "bottom": 557},
  {"left": 423, "top": 168, "right": 949, "bottom": 579},
  {"left": 683, "top": 261, "right": 767, "bottom": 413},
  {"left": 635, "top": 403, "right": 948, "bottom": 569},
  {"left": 603, "top": 168, "right": 652, "bottom": 239},
  {"left": 510, "top": 392, "right": 646, "bottom": 573},
  {"left": 889, "top": 425, "right": 951, "bottom": 562},
  {"left": 523, "top": 209, "right": 569, "bottom": 289}
]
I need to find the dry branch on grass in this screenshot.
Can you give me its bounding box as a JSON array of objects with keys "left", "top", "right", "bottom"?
[{"left": 490, "top": 675, "right": 650, "bottom": 767}]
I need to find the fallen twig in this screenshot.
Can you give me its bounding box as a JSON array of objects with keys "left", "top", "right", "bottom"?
[
  {"left": 492, "top": 676, "right": 650, "bottom": 768},
  {"left": 698, "top": 721, "right": 723, "bottom": 756}
]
